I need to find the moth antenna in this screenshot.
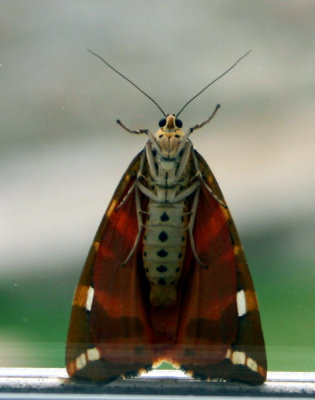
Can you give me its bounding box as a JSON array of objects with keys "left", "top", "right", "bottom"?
[
  {"left": 88, "top": 49, "right": 167, "bottom": 117},
  {"left": 176, "top": 50, "right": 251, "bottom": 118}
]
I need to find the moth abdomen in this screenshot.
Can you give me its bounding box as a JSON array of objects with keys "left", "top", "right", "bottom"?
[{"left": 143, "top": 201, "right": 187, "bottom": 307}]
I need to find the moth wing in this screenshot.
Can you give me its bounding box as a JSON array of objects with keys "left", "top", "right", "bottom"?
[
  {"left": 66, "top": 151, "right": 154, "bottom": 380},
  {"left": 170, "top": 151, "right": 267, "bottom": 384}
]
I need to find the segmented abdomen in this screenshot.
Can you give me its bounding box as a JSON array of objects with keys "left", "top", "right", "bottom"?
[{"left": 143, "top": 200, "right": 187, "bottom": 307}]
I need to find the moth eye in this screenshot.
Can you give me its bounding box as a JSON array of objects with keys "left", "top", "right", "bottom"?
[
  {"left": 158, "top": 118, "right": 166, "bottom": 127},
  {"left": 159, "top": 134, "right": 163, "bottom": 138},
  {"left": 175, "top": 134, "right": 180, "bottom": 138},
  {"left": 175, "top": 118, "right": 183, "bottom": 128}
]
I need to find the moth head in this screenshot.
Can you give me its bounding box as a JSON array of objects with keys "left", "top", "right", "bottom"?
[{"left": 154, "top": 114, "right": 185, "bottom": 157}]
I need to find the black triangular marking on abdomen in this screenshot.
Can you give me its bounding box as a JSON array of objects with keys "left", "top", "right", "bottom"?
[
  {"left": 156, "top": 265, "right": 168, "bottom": 273},
  {"left": 160, "top": 212, "right": 170, "bottom": 222},
  {"left": 159, "top": 231, "right": 168, "bottom": 242},
  {"left": 157, "top": 249, "right": 168, "bottom": 257}
]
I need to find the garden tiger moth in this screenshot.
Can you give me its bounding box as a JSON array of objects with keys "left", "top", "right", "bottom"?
[{"left": 66, "top": 51, "right": 267, "bottom": 384}]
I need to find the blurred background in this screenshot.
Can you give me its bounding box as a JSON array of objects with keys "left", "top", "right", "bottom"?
[{"left": 1, "top": 0, "right": 314, "bottom": 372}]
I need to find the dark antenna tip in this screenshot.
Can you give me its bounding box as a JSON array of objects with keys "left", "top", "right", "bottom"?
[
  {"left": 87, "top": 49, "right": 167, "bottom": 117},
  {"left": 176, "top": 50, "right": 252, "bottom": 118}
]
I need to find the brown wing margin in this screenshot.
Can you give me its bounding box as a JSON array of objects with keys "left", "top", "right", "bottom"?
[
  {"left": 194, "top": 150, "right": 267, "bottom": 384},
  {"left": 65, "top": 151, "right": 144, "bottom": 379}
]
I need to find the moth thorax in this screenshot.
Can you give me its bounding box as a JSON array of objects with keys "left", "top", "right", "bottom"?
[
  {"left": 154, "top": 125, "right": 185, "bottom": 157},
  {"left": 143, "top": 201, "right": 188, "bottom": 308}
]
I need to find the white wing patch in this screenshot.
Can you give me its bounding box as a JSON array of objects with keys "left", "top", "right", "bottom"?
[
  {"left": 236, "top": 289, "right": 247, "bottom": 317},
  {"left": 75, "top": 353, "right": 87, "bottom": 370},
  {"left": 87, "top": 347, "right": 101, "bottom": 362},
  {"left": 75, "top": 347, "right": 101, "bottom": 373},
  {"left": 86, "top": 286, "right": 94, "bottom": 312},
  {"left": 231, "top": 350, "right": 246, "bottom": 365},
  {"left": 226, "top": 348, "right": 259, "bottom": 373}
]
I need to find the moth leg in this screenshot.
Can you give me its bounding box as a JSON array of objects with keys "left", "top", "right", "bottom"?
[
  {"left": 186, "top": 104, "right": 220, "bottom": 136},
  {"left": 191, "top": 151, "right": 227, "bottom": 208},
  {"left": 121, "top": 187, "right": 143, "bottom": 267},
  {"left": 145, "top": 142, "right": 158, "bottom": 179},
  {"left": 117, "top": 119, "right": 149, "bottom": 135},
  {"left": 172, "top": 180, "right": 200, "bottom": 202},
  {"left": 115, "top": 180, "right": 137, "bottom": 212},
  {"left": 117, "top": 120, "right": 158, "bottom": 151},
  {"left": 200, "top": 177, "right": 227, "bottom": 208},
  {"left": 175, "top": 141, "right": 192, "bottom": 179},
  {"left": 116, "top": 151, "right": 146, "bottom": 211}
]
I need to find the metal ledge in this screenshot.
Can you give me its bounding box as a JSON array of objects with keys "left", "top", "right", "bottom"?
[{"left": 0, "top": 369, "right": 314, "bottom": 398}]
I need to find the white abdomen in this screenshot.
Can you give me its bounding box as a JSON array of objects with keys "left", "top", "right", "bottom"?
[{"left": 143, "top": 200, "right": 187, "bottom": 307}]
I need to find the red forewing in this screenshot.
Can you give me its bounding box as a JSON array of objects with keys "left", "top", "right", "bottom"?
[
  {"left": 172, "top": 152, "right": 267, "bottom": 383},
  {"left": 66, "top": 149, "right": 266, "bottom": 384},
  {"left": 66, "top": 152, "right": 154, "bottom": 380}
]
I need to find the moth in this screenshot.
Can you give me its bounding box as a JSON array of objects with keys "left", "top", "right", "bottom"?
[{"left": 66, "top": 51, "right": 267, "bottom": 384}]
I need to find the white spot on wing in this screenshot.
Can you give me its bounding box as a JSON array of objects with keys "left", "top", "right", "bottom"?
[
  {"left": 86, "top": 286, "right": 94, "bottom": 311},
  {"left": 75, "top": 352, "right": 87, "bottom": 371},
  {"left": 236, "top": 290, "right": 247, "bottom": 317},
  {"left": 246, "top": 357, "right": 258, "bottom": 372},
  {"left": 87, "top": 347, "right": 101, "bottom": 361},
  {"left": 225, "top": 348, "right": 232, "bottom": 359},
  {"left": 227, "top": 349, "right": 260, "bottom": 373},
  {"left": 231, "top": 351, "right": 246, "bottom": 365}
]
